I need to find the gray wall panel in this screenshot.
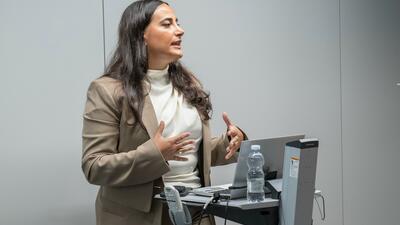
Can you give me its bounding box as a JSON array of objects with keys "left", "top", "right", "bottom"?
[
  {"left": 341, "top": 0, "right": 400, "bottom": 225},
  {"left": 0, "top": 0, "right": 103, "bottom": 224}
]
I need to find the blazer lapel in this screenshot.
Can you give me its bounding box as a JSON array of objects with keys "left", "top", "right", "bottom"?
[
  {"left": 141, "top": 94, "right": 159, "bottom": 138},
  {"left": 202, "top": 120, "right": 212, "bottom": 186}
]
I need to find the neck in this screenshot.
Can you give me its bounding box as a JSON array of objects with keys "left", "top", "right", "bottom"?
[
  {"left": 148, "top": 56, "right": 170, "bottom": 70},
  {"left": 148, "top": 64, "right": 169, "bottom": 70},
  {"left": 148, "top": 63, "right": 169, "bottom": 70}
]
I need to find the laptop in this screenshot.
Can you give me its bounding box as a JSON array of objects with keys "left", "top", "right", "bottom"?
[{"left": 191, "top": 134, "right": 305, "bottom": 199}]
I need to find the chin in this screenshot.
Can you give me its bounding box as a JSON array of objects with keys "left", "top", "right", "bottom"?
[{"left": 170, "top": 52, "right": 183, "bottom": 61}]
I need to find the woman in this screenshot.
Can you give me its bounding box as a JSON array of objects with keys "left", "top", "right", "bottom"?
[{"left": 82, "top": 1, "right": 245, "bottom": 224}]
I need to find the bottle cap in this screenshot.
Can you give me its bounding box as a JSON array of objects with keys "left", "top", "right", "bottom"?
[{"left": 251, "top": 145, "right": 260, "bottom": 150}]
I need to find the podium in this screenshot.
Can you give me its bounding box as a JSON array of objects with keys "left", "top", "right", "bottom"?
[
  {"left": 155, "top": 193, "right": 280, "bottom": 225},
  {"left": 156, "top": 137, "right": 320, "bottom": 225},
  {"left": 204, "top": 198, "right": 279, "bottom": 225}
]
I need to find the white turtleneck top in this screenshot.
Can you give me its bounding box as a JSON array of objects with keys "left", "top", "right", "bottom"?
[{"left": 146, "top": 66, "right": 202, "bottom": 188}]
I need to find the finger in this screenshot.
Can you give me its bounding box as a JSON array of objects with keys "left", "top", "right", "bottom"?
[
  {"left": 173, "top": 132, "right": 191, "bottom": 144},
  {"left": 228, "top": 127, "right": 239, "bottom": 137},
  {"left": 222, "top": 112, "right": 233, "bottom": 128},
  {"left": 227, "top": 129, "right": 236, "bottom": 137},
  {"left": 225, "top": 149, "right": 236, "bottom": 160},
  {"left": 226, "top": 143, "right": 235, "bottom": 152},
  {"left": 172, "top": 155, "right": 188, "bottom": 161},
  {"left": 231, "top": 135, "right": 239, "bottom": 143},
  {"left": 176, "top": 146, "right": 195, "bottom": 155},
  {"left": 156, "top": 121, "right": 165, "bottom": 136},
  {"left": 227, "top": 137, "right": 241, "bottom": 151},
  {"left": 228, "top": 136, "right": 239, "bottom": 149},
  {"left": 176, "top": 140, "right": 195, "bottom": 150}
]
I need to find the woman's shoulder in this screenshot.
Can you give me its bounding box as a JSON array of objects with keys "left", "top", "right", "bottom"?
[
  {"left": 91, "top": 76, "right": 122, "bottom": 91},
  {"left": 87, "top": 76, "right": 124, "bottom": 102}
]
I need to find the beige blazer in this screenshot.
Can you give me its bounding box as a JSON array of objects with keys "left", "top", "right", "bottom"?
[{"left": 82, "top": 76, "right": 241, "bottom": 225}]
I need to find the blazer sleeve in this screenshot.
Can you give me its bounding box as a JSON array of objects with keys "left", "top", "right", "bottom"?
[
  {"left": 210, "top": 127, "right": 248, "bottom": 166},
  {"left": 81, "top": 80, "right": 169, "bottom": 187}
]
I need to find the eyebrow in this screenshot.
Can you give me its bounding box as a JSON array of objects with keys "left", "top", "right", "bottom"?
[{"left": 160, "top": 17, "right": 179, "bottom": 23}]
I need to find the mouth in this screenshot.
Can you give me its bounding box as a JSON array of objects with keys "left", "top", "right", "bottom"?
[{"left": 171, "top": 40, "right": 182, "bottom": 48}]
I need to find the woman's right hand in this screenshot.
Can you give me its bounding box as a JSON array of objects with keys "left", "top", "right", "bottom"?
[{"left": 153, "top": 121, "right": 195, "bottom": 161}]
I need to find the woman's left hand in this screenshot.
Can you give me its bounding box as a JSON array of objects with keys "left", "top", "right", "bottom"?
[{"left": 223, "top": 112, "right": 244, "bottom": 160}]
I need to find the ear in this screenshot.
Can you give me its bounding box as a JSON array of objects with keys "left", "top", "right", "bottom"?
[{"left": 143, "top": 29, "right": 149, "bottom": 45}]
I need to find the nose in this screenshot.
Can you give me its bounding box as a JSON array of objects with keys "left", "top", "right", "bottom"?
[{"left": 175, "top": 24, "right": 184, "bottom": 37}]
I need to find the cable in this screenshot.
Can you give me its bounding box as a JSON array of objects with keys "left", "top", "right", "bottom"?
[
  {"left": 191, "top": 210, "right": 202, "bottom": 222},
  {"left": 196, "top": 210, "right": 205, "bottom": 225},
  {"left": 321, "top": 194, "right": 326, "bottom": 220},
  {"left": 314, "top": 194, "right": 326, "bottom": 221},
  {"left": 197, "top": 194, "right": 218, "bottom": 225},
  {"left": 198, "top": 192, "right": 226, "bottom": 225},
  {"left": 223, "top": 197, "right": 230, "bottom": 225}
]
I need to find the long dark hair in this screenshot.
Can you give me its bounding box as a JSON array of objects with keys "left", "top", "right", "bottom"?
[{"left": 105, "top": 0, "right": 212, "bottom": 127}]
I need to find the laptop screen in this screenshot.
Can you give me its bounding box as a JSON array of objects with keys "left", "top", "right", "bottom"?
[{"left": 231, "top": 134, "right": 305, "bottom": 188}]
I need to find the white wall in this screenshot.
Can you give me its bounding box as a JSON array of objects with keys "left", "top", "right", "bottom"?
[
  {"left": 0, "top": 0, "right": 103, "bottom": 224},
  {"left": 0, "top": 0, "right": 398, "bottom": 225}
]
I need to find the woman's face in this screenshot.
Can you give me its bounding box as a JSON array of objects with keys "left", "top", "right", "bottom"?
[{"left": 144, "top": 4, "right": 184, "bottom": 67}]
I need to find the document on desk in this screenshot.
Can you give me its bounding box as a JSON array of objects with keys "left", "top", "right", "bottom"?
[
  {"left": 180, "top": 194, "right": 211, "bottom": 204},
  {"left": 226, "top": 198, "right": 280, "bottom": 210},
  {"left": 181, "top": 194, "right": 280, "bottom": 209}
]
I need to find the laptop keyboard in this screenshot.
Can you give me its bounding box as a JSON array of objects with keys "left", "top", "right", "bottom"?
[
  {"left": 215, "top": 189, "right": 231, "bottom": 195},
  {"left": 193, "top": 186, "right": 231, "bottom": 196}
]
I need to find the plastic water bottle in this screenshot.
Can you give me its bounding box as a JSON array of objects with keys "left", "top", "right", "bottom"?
[{"left": 247, "top": 144, "right": 265, "bottom": 202}]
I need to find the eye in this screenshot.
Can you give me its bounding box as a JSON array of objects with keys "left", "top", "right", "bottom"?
[{"left": 161, "top": 22, "right": 171, "bottom": 27}]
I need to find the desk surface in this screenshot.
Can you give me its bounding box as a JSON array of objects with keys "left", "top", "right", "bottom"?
[{"left": 155, "top": 193, "right": 279, "bottom": 210}]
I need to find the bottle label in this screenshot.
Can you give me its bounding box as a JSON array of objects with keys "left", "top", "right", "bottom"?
[{"left": 247, "top": 178, "right": 264, "bottom": 192}]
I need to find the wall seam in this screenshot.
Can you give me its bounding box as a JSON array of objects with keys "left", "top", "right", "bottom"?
[
  {"left": 339, "top": 0, "right": 345, "bottom": 225},
  {"left": 102, "top": 0, "right": 106, "bottom": 70}
]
